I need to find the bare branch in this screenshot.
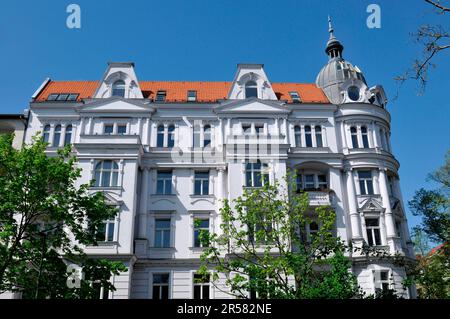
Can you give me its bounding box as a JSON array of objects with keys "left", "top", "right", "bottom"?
[{"left": 425, "top": 0, "right": 450, "bottom": 13}]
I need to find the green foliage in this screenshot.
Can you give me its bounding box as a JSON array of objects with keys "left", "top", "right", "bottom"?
[
  {"left": 198, "top": 172, "right": 362, "bottom": 299},
  {"left": 0, "top": 133, "right": 125, "bottom": 298}
]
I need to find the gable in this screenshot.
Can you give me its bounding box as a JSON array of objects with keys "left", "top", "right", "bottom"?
[
  {"left": 80, "top": 98, "right": 153, "bottom": 113},
  {"left": 215, "top": 98, "right": 290, "bottom": 114}
]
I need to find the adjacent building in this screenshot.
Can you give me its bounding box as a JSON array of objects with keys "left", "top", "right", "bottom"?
[{"left": 22, "top": 20, "right": 416, "bottom": 299}]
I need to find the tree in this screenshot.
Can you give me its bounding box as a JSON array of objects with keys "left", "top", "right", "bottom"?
[
  {"left": 0, "top": 134, "right": 125, "bottom": 299},
  {"left": 198, "top": 174, "right": 363, "bottom": 299},
  {"left": 407, "top": 151, "right": 450, "bottom": 298},
  {"left": 396, "top": 0, "right": 450, "bottom": 94}
]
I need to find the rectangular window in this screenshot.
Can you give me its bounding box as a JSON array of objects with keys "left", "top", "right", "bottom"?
[
  {"left": 296, "top": 174, "right": 303, "bottom": 192},
  {"left": 377, "top": 271, "right": 390, "bottom": 292},
  {"left": 395, "top": 220, "right": 402, "bottom": 239},
  {"left": 117, "top": 124, "right": 127, "bottom": 135},
  {"left": 194, "top": 171, "right": 209, "bottom": 195},
  {"left": 194, "top": 218, "right": 210, "bottom": 247},
  {"left": 358, "top": 171, "right": 374, "bottom": 195},
  {"left": 365, "top": 218, "right": 381, "bottom": 246},
  {"left": 155, "top": 90, "right": 166, "bottom": 102},
  {"left": 152, "top": 274, "right": 169, "bottom": 299},
  {"left": 255, "top": 124, "right": 264, "bottom": 135},
  {"left": 95, "top": 220, "right": 115, "bottom": 242},
  {"left": 318, "top": 175, "right": 327, "bottom": 190},
  {"left": 304, "top": 174, "right": 315, "bottom": 190},
  {"left": 289, "top": 91, "right": 301, "bottom": 103},
  {"left": 104, "top": 124, "right": 114, "bottom": 135},
  {"left": 47, "top": 94, "right": 59, "bottom": 101},
  {"left": 67, "top": 94, "right": 79, "bottom": 101},
  {"left": 193, "top": 274, "right": 210, "bottom": 299},
  {"left": 243, "top": 124, "right": 252, "bottom": 135},
  {"left": 154, "top": 219, "right": 171, "bottom": 248},
  {"left": 156, "top": 171, "right": 172, "bottom": 195},
  {"left": 56, "top": 94, "right": 69, "bottom": 101},
  {"left": 187, "top": 90, "right": 197, "bottom": 102}
]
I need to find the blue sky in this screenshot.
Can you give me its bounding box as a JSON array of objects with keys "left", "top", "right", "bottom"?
[{"left": 0, "top": 0, "right": 448, "bottom": 231}]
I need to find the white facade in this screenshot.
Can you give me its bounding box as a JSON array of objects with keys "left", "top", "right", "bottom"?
[{"left": 22, "top": 26, "right": 416, "bottom": 299}]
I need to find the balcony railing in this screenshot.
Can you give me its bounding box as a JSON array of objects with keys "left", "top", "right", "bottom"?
[{"left": 305, "top": 191, "right": 331, "bottom": 206}]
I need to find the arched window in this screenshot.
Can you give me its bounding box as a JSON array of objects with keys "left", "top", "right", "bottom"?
[
  {"left": 245, "top": 160, "right": 269, "bottom": 187},
  {"left": 157, "top": 125, "right": 165, "bottom": 147},
  {"left": 361, "top": 126, "right": 369, "bottom": 148},
  {"left": 315, "top": 125, "right": 323, "bottom": 147},
  {"left": 64, "top": 125, "right": 72, "bottom": 146},
  {"left": 43, "top": 125, "right": 51, "bottom": 144},
  {"left": 294, "top": 125, "right": 301, "bottom": 147},
  {"left": 304, "top": 125, "right": 312, "bottom": 147},
  {"left": 94, "top": 160, "right": 119, "bottom": 187},
  {"left": 245, "top": 81, "right": 258, "bottom": 98},
  {"left": 53, "top": 125, "right": 61, "bottom": 147},
  {"left": 112, "top": 80, "right": 126, "bottom": 97},
  {"left": 350, "top": 126, "right": 359, "bottom": 148},
  {"left": 203, "top": 125, "right": 211, "bottom": 147},
  {"left": 167, "top": 125, "right": 175, "bottom": 148}
]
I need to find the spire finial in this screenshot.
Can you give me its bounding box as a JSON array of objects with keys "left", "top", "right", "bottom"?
[{"left": 328, "top": 15, "right": 334, "bottom": 39}]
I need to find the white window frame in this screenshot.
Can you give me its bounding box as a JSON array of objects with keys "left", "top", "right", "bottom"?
[
  {"left": 151, "top": 272, "right": 170, "bottom": 299},
  {"left": 94, "top": 160, "right": 120, "bottom": 187},
  {"left": 192, "top": 273, "right": 210, "bottom": 299},
  {"left": 154, "top": 218, "right": 172, "bottom": 248}
]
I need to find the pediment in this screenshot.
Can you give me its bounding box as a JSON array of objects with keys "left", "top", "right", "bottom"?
[
  {"left": 80, "top": 98, "right": 153, "bottom": 113},
  {"left": 358, "top": 196, "right": 384, "bottom": 211},
  {"left": 215, "top": 98, "right": 290, "bottom": 115}
]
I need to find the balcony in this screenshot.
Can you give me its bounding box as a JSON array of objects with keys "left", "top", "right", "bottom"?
[{"left": 307, "top": 191, "right": 331, "bottom": 206}]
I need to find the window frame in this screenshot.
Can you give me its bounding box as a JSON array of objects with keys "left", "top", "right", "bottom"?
[
  {"left": 187, "top": 90, "right": 197, "bottom": 102},
  {"left": 94, "top": 160, "right": 120, "bottom": 188},
  {"left": 358, "top": 170, "right": 374, "bottom": 195},
  {"left": 289, "top": 91, "right": 301, "bottom": 103},
  {"left": 156, "top": 170, "right": 173, "bottom": 195},
  {"left": 365, "top": 217, "right": 382, "bottom": 246},
  {"left": 155, "top": 90, "right": 167, "bottom": 102},
  {"left": 245, "top": 161, "right": 269, "bottom": 188},
  {"left": 152, "top": 273, "right": 170, "bottom": 299},
  {"left": 154, "top": 218, "right": 172, "bottom": 248},
  {"left": 194, "top": 171, "right": 210, "bottom": 196},
  {"left": 193, "top": 273, "right": 210, "bottom": 299}
]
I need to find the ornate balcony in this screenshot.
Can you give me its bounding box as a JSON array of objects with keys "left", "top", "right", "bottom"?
[{"left": 307, "top": 191, "right": 331, "bottom": 206}]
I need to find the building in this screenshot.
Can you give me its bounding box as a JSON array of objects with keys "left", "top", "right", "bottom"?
[
  {"left": 0, "top": 114, "right": 27, "bottom": 149},
  {"left": 22, "top": 19, "right": 416, "bottom": 299}
]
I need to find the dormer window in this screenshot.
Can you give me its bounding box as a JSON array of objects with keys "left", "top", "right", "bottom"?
[
  {"left": 245, "top": 81, "right": 258, "bottom": 98},
  {"left": 289, "top": 91, "right": 301, "bottom": 103},
  {"left": 156, "top": 91, "right": 167, "bottom": 102},
  {"left": 112, "top": 80, "right": 126, "bottom": 97},
  {"left": 187, "top": 90, "right": 197, "bottom": 102}
]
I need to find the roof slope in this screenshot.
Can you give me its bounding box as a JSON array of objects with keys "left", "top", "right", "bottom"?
[{"left": 34, "top": 81, "right": 329, "bottom": 104}]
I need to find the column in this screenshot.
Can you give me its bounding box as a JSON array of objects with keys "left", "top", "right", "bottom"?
[
  {"left": 218, "top": 118, "right": 224, "bottom": 146},
  {"left": 60, "top": 124, "right": 66, "bottom": 147},
  {"left": 274, "top": 118, "right": 280, "bottom": 136},
  {"left": 346, "top": 169, "right": 363, "bottom": 241},
  {"left": 340, "top": 121, "right": 348, "bottom": 150},
  {"left": 321, "top": 124, "right": 328, "bottom": 147},
  {"left": 311, "top": 125, "right": 317, "bottom": 147},
  {"left": 378, "top": 168, "right": 397, "bottom": 244},
  {"left": 138, "top": 168, "right": 149, "bottom": 239},
  {"left": 356, "top": 125, "right": 364, "bottom": 149},
  {"left": 300, "top": 124, "right": 306, "bottom": 147},
  {"left": 144, "top": 118, "right": 150, "bottom": 145},
  {"left": 283, "top": 118, "right": 289, "bottom": 144},
  {"left": 370, "top": 121, "right": 379, "bottom": 149},
  {"left": 137, "top": 117, "right": 142, "bottom": 137}
]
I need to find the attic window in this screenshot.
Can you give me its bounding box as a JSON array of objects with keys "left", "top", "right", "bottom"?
[
  {"left": 289, "top": 91, "right": 301, "bottom": 103},
  {"left": 112, "top": 80, "right": 126, "bottom": 97},
  {"left": 245, "top": 81, "right": 258, "bottom": 98},
  {"left": 187, "top": 90, "right": 197, "bottom": 102},
  {"left": 46, "top": 93, "right": 79, "bottom": 102},
  {"left": 156, "top": 90, "right": 167, "bottom": 102}
]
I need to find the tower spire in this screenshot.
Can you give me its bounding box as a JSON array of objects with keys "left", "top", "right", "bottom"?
[{"left": 325, "top": 15, "right": 343, "bottom": 59}]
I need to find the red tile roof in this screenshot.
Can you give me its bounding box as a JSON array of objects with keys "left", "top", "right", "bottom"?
[{"left": 34, "top": 81, "right": 329, "bottom": 104}]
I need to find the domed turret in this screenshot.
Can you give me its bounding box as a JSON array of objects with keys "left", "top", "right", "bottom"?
[{"left": 316, "top": 17, "right": 368, "bottom": 105}]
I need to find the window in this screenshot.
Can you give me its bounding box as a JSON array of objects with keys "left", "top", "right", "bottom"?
[
  {"left": 245, "top": 81, "right": 258, "bottom": 98},
  {"left": 67, "top": 94, "right": 79, "bottom": 101},
  {"left": 194, "top": 172, "right": 209, "bottom": 195},
  {"left": 242, "top": 124, "right": 252, "bottom": 135},
  {"left": 47, "top": 94, "right": 59, "bottom": 101},
  {"left": 194, "top": 219, "right": 210, "bottom": 247},
  {"left": 112, "top": 80, "right": 126, "bottom": 97},
  {"left": 395, "top": 220, "right": 403, "bottom": 239},
  {"left": 57, "top": 94, "right": 69, "bottom": 101},
  {"left": 294, "top": 126, "right": 301, "bottom": 147},
  {"left": 361, "top": 126, "right": 369, "bottom": 148},
  {"left": 318, "top": 174, "right": 327, "bottom": 190},
  {"left": 155, "top": 90, "right": 166, "bottom": 102},
  {"left": 187, "top": 90, "right": 197, "bottom": 102},
  {"left": 304, "top": 125, "right": 312, "bottom": 147},
  {"left": 315, "top": 125, "right": 323, "bottom": 147},
  {"left": 152, "top": 274, "right": 169, "bottom": 299},
  {"left": 117, "top": 124, "right": 127, "bottom": 135},
  {"left": 167, "top": 125, "right": 175, "bottom": 147},
  {"left": 245, "top": 161, "right": 269, "bottom": 187},
  {"left": 94, "top": 160, "right": 119, "bottom": 187},
  {"left": 289, "top": 91, "right": 301, "bottom": 103},
  {"left": 309, "top": 221, "right": 319, "bottom": 241},
  {"left": 203, "top": 125, "right": 211, "bottom": 147},
  {"left": 350, "top": 126, "right": 359, "bottom": 148},
  {"left": 248, "top": 213, "right": 273, "bottom": 244},
  {"left": 193, "top": 274, "right": 210, "bottom": 299},
  {"left": 296, "top": 174, "right": 303, "bottom": 192},
  {"left": 43, "top": 125, "right": 51, "bottom": 143},
  {"left": 254, "top": 124, "right": 264, "bottom": 135},
  {"left": 348, "top": 86, "right": 360, "bottom": 101},
  {"left": 365, "top": 218, "right": 381, "bottom": 246},
  {"left": 95, "top": 220, "right": 115, "bottom": 242},
  {"left": 154, "top": 219, "right": 171, "bottom": 248},
  {"left": 304, "top": 174, "right": 315, "bottom": 190},
  {"left": 380, "top": 129, "right": 387, "bottom": 150},
  {"left": 156, "top": 171, "right": 172, "bottom": 195},
  {"left": 358, "top": 171, "right": 374, "bottom": 195},
  {"left": 157, "top": 125, "right": 165, "bottom": 147},
  {"left": 64, "top": 125, "right": 72, "bottom": 146},
  {"left": 53, "top": 125, "right": 61, "bottom": 147},
  {"left": 104, "top": 124, "right": 114, "bottom": 135},
  {"left": 376, "top": 271, "right": 390, "bottom": 292},
  {"left": 387, "top": 176, "right": 394, "bottom": 196}
]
